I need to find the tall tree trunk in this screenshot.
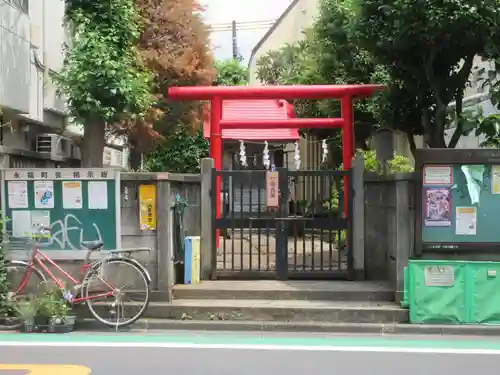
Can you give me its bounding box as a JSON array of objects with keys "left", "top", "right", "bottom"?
[
  {"left": 448, "top": 88, "right": 465, "bottom": 149},
  {"left": 81, "top": 121, "right": 105, "bottom": 167},
  {"left": 405, "top": 130, "right": 417, "bottom": 157},
  {"left": 433, "top": 103, "right": 448, "bottom": 148},
  {"left": 129, "top": 148, "right": 142, "bottom": 170}
]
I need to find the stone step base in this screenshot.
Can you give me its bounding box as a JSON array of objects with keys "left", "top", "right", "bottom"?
[
  {"left": 76, "top": 318, "right": 499, "bottom": 337},
  {"left": 78, "top": 299, "right": 407, "bottom": 324},
  {"left": 172, "top": 280, "right": 394, "bottom": 302}
]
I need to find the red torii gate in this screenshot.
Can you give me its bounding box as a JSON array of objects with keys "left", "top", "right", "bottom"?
[{"left": 168, "top": 84, "right": 383, "bottom": 228}]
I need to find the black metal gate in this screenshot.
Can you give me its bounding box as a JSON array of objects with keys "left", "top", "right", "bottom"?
[{"left": 211, "top": 168, "right": 354, "bottom": 280}]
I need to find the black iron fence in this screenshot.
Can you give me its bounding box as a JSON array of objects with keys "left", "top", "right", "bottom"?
[{"left": 212, "top": 168, "right": 353, "bottom": 280}]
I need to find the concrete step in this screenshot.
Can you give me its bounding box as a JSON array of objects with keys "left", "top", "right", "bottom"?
[
  {"left": 75, "top": 318, "right": 500, "bottom": 336},
  {"left": 172, "top": 280, "right": 394, "bottom": 302},
  {"left": 78, "top": 299, "right": 407, "bottom": 323}
]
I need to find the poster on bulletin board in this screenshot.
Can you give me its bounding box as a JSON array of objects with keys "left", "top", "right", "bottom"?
[
  {"left": 415, "top": 149, "right": 500, "bottom": 253},
  {"left": 424, "top": 187, "right": 451, "bottom": 227}
]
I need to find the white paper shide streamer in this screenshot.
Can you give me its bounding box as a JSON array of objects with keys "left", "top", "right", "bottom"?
[
  {"left": 263, "top": 141, "right": 270, "bottom": 170},
  {"left": 321, "top": 139, "right": 328, "bottom": 164},
  {"left": 294, "top": 141, "right": 301, "bottom": 170},
  {"left": 239, "top": 140, "right": 247, "bottom": 167}
]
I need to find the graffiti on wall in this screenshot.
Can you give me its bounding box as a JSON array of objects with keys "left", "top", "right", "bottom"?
[{"left": 38, "top": 214, "right": 103, "bottom": 250}]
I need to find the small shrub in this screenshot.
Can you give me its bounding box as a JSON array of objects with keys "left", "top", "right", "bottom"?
[
  {"left": 324, "top": 149, "right": 413, "bottom": 213},
  {"left": 0, "top": 213, "right": 10, "bottom": 318}
]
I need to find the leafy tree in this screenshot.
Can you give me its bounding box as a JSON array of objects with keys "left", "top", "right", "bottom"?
[
  {"left": 143, "top": 58, "right": 247, "bottom": 172},
  {"left": 213, "top": 59, "right": 248, "bottom": 86},
  {"left": 144, "top": 128, "right": 209, "bottom": 173},
  {"left": 255, "top": 2, "right": 388, "bottom": 158},
  {"left": 55, "top": 0, "right": 153, "bottom": 167},
  {"left": 355, "top": 0, "right": 500, "bottom": 148},
  {"left": 0, "top": 213, "right": 11, "bottom": 319},
  {"left": 128, "top": 0, "right": 214, "bottom": 169}
]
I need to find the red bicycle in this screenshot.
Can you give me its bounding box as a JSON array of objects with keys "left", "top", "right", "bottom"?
[{"left": 1, "top": 226, "right": 151, "bottom": 329}]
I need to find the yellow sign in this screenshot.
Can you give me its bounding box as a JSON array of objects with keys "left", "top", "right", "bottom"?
[
  {"left": 492, "top": 166, "right": 500, "bottom": 194},
  {"left": 0, "top": 364, "right": 91, "bottom": 374},
  {"left": 139, "top": 184, "right": 157, "bottom": 231}
]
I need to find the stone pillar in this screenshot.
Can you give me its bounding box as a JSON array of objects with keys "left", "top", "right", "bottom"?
[
  {"left": 156, "top": 178, "right": 173, "bottom": 300},
  {"left": 392, "top": 175, "right": 414, "bottom": 303},
  {"left": 200, "top": 158, "right": 214, "bottom": 280},
  {"left": 352, "top": 153, "right": 365, "bottom": 279}
]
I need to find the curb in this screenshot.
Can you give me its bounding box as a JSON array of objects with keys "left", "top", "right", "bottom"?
[{"left": 75, "top": 319, "right": 500, "bottom": 336}]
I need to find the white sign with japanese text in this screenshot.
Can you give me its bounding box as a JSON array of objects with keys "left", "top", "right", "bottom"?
[{"left": 4, "top": 169, "right": 117, "bottom": 181}]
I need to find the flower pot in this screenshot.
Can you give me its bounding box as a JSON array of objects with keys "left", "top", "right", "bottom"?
[
  {"left": 63, "top": 315, "right": 76, "bottom": 326},
  {"left": 34, "top": 315, "right": 49, "bottom": 326},
  {"left": 20, "top": 318, "right": 38, "bottom": 333},
  {"left": 46, "top": 315, "right": 76, "bottom": 333}
]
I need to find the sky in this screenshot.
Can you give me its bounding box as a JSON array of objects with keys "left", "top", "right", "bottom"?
[{"left": 200, "top": 0, "right": 294, "bottom": 65}]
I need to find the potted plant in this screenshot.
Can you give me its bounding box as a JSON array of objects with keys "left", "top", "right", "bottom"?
[
  {"left": 15, "top": 295, "right": 39, "bottom": 332},
  {"left": 14, "top": 281, "right": 76, "bottom": 333},
  {"left": 36, "top": 284, "right": 75, "bottom": 333}
]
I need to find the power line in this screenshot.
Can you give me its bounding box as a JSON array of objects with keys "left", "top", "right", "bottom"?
[
  {"left": 209, "top": 19, "right": 277, "bottom": 27},
  {"left": 209, "top": 19, "right": 276, "bottom": 32},
  {"left": 210, "top": 24, "right": 274, "bottom": 32}
]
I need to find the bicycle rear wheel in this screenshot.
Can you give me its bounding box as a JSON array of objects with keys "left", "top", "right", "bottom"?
[
  {"left": 83, "top": 257, "right": 150, "bottom": 328},
  {"left": 0, "top": 261, "right": 46, "bottom": 329}
]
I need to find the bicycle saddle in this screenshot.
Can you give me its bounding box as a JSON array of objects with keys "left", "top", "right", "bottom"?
[{"left": 81, "top": 240, "right": 104, "bottom": 251}]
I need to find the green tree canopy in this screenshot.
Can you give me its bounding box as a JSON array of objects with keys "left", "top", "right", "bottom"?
[
  {"left": 256, "top": 0, "right": 500, "bottom": 154},
  {"left": 213, "top": 59, "right": 249, "bottom": 86},
  {"left": 143, "top": 58, "right": 248, "bottom": 172},
  {"left": 354, "top": 0, "right": 500, "bottom": 148},
  {"left": 55, "top": 0, "right": 153, "bottom": 167}
]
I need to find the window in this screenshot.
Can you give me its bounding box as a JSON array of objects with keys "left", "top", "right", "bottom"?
[{"left": 6, "top": 0, "right": 29, "bottom": 13}]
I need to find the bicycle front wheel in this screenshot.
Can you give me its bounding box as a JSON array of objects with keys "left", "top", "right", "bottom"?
[
  {"left": 0, "top": 261, "right": 46, "bottom": 329},
  {"left": 83, "top": 257, "right": 150, "bottom": 328}
]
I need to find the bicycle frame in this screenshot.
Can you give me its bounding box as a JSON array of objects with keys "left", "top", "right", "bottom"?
[{"left": 17, "top": 241, "right": 115, "bottom": 304}]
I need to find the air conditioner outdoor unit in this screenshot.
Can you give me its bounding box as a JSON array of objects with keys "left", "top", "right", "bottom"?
[{"left": 36, "top": 134, "right": 71, "bottom": 158}]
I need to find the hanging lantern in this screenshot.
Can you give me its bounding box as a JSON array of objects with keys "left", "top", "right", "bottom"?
[
  {"left": 239, "top": 140, "right": 247, "bottom": 167},
  {"left": 263, "top": 141, "right": 270, "bottom": 170},
  {"left": 321, "top": 139, "right": 328, "bottom": 164},
  {"left": 294, "top": 141, "right": 301, "bottom": 170}
]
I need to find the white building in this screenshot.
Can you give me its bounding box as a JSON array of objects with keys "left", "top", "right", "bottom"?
[{"left": 0, "top": 0, "right": 127, "bottom": 169}]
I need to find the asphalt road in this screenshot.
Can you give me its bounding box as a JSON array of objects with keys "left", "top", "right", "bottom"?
[{"left": 1, "top": 331, "right": 500, "bottom": 375}]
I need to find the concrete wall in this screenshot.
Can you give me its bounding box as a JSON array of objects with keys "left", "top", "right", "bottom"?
[
  {"left": 0, "top": 0, "right": 30, "bottom": 113},
  {"left": 362, "top": 173, "right": 415, "bottom": 302}
]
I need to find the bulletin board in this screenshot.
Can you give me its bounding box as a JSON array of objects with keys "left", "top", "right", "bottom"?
[
  {"left": 415, "top": 149, "right": 500, "bottom": 253},
  {"left": 1, "top": 168, "right": 121, "bottom": 252}
]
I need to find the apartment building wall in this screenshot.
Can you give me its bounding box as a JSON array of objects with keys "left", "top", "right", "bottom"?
[
  {"left": 0, "top": 0, "right": 128, "bottom": 169},
  {"left": 0, "top": 0, "right": 30, "bottom": 114},
  {"left": 247, "top": 0, "right": 319, "bottom": 85}
]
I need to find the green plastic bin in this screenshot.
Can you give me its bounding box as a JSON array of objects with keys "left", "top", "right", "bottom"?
[{"left": 407, "top": 259, "right": 500, "bottom": 324}]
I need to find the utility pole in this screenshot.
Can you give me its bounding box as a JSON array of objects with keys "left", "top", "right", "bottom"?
[{"left": 231, "top": 20, "right": 238, "bottom": 60}]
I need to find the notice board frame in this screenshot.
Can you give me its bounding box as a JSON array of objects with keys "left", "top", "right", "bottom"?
[
  {"left": 0, "top": 168, "right": 122, "bottom": 259},
  {"left": 415, "top": 148, "right": 500, "bottom": 255}
]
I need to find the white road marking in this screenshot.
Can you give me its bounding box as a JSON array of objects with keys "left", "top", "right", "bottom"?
[{"left": 0, "top": 340, "right": 499, "bottom": 355}]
